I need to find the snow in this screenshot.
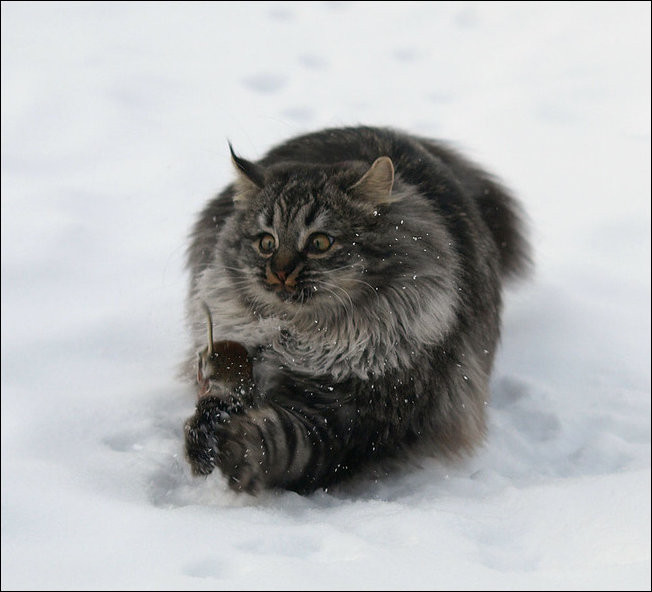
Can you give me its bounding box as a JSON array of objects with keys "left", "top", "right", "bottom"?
[{"left": 1, "top": 1, "right": 650, "bottom": 589}]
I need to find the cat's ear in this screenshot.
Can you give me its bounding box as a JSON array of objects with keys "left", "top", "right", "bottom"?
[
  {"left": 229, "top": 142, "right": 264, "bottom": 205},
  {"left": 349, "top": 156, "right": 396, "bottom": 205}
]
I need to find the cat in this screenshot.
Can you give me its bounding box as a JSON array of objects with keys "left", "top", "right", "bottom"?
[{"left": 183, "top": 126, "right": 531, "bottom": 494}]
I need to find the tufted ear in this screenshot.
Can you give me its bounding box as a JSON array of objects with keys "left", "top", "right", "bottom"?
[
  {"left": 229, "top": 142, "right": 265, "bottom": 205},
  {"left": 349, "top": 156, "right": 396, "bottom": 204}
]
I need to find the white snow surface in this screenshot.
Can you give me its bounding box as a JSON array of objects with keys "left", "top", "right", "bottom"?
[{"left": 1, "top": 2, "right": 650, "bottom": 590}]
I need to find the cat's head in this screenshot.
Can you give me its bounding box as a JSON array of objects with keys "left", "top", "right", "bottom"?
[{"left": 219, "top": 147, "right": 424, "bottom": 319}]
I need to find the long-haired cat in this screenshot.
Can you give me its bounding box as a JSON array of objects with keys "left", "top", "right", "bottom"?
[{"left": 183, "top": 126, "right": 530, "bottom": 494}]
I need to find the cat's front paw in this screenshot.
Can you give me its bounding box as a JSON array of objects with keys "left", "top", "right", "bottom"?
[
  {"left": 216, "top": 431, "right": 265, "bottom": 495},
  {"left": 184, "top": 396, "right": 230, "bottom": 476},
  {"left": 184, "top": 397, "right": 265, "bottom": 493}
]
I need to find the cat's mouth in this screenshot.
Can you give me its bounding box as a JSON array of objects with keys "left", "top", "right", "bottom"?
[
  {"left": 265, "top": 282, "right": 312, "bottom": 303},
  {"left": 260, "top": 274, "right": 322, "bottom": 305},
  {"left": 263, "top": 263, "right": 313, "bottom": 304}
]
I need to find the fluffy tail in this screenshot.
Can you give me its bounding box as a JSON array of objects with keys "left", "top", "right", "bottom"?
[
  {"left": 416, "top": 137, "right": 532, "bottom": 281},
  {"left": 476, "top": 179, "right": 532, "bottom": 281}
]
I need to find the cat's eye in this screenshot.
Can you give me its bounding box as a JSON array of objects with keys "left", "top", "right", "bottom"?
[
  {"left": 258, "top": 233, "right": 276, "bottom": 255},
  {"left": 306, "top": 233, "right": 334, "bottom": 254}
]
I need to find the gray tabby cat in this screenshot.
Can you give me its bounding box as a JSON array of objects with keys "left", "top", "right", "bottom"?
[{"left": 183, "top": 126, "right": 530, "bottom": 494}]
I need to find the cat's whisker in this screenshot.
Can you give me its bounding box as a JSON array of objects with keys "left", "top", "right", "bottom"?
[
  {"left": 223, "top": 272, "right": 255, "bottom": 281},
  {"left": 222, "top": 265, "right": 251, "bottom": 272},
  {"left": 306, "top": 268, "right": 379, "bottom": 303},
  {"left": 313, "top": 284, "right": 350, "bottom": 318},
  {"left": 313, "top": 280, "right": 355, "bottom": 324},
  {"left": 317, "top": 280, "right": 354, "bottom": 310},
  {"left": 317, "top": 262, "right": 365, "bottom": 275},
  {"left": 343, "top": 278, "right": 380, "bottom": 302},
  {"left": 225, "top": 278, "right": 256, "bottom": 287}
]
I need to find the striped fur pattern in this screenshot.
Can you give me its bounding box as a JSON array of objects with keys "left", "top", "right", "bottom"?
[{"left": 184, "top": 127, "right": 531, "bottom": 494}]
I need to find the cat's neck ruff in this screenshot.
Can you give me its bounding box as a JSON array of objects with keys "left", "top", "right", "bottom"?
[{"left": 192, "top": 263, "right": 458, "bottom": 382}]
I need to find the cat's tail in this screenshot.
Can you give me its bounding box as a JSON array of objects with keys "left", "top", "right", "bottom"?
[
  {"left": 415, "top": 137, "right": 532, "bottom": 282},
  {"left": 476, "top": 178, "right": 532, "bottom": 282}
]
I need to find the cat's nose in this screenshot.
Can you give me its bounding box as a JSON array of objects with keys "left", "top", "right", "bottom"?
[
  {"left": 267, "top": 266, "right": 299, "bottom": 290},
  {"left": 266, "top": 265, "right": 292, "bottom": 287}
]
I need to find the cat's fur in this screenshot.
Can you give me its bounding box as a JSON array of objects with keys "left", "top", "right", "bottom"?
[{"left": 183, "top": 126, "right": 530, "bottom": 494}]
